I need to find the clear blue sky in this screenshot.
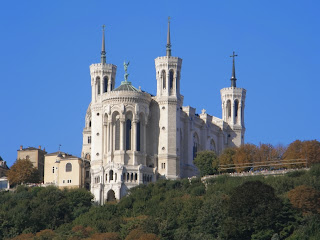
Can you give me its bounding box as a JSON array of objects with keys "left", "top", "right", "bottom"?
[{"left": 0, "top": 0, "right": 319, "bottom": 167}]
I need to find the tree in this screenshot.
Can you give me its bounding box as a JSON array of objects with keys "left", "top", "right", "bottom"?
[
  {"left": 283, "top": 140, "right": 320, "bottom": 168},
  {"left": 7, "top": 159, "right": 40, "bottom": 185},
  {"left": 218, "top": 148, "right": 236, "bottom": 173},
  {"left": 233, "top": 144, "right": 259, "bottom": 172},
  {"left": 288, "top": 185, "right": 320, "bottom": 215},
  {"left": 193, "top": 151, "right": 218, "bottom": 177},
  {"left": 221, "top": 181, "right": 288, "bottom": 240}
]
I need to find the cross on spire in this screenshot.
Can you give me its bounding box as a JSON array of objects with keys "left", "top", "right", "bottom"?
[
  {"left": 166, "top": 16, "right": 171, "bottom": 57},
  {"left": 230, "top": 51, "right": 238, "bottom": 87},
  {"left": 101, "top": 24, "right": 106, "bottom": 64}
]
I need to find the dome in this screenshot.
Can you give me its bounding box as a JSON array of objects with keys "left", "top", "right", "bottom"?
[{"left": 113, "top": 81, "right": 139, "bottom": 92}]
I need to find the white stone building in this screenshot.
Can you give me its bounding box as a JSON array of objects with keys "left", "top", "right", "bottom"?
[{"left": 82, "top": 22, "right": 246, "bottom": 204}]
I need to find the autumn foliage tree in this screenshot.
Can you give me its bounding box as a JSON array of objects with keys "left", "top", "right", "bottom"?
[
  {"left": 288, "top": 185, "right": 320, "bottom": 215},
  {"left": 218, "top": 148, "right": 236, "bottom": 173},
  {"left": 233, "top": 144, "right": 259, "bottom": 172},
  {"left": 7, "top": 158, "right": 40, "bottom": 185},
  {"left": 283, "top": 140, "right": 320, "bottom": 167}
]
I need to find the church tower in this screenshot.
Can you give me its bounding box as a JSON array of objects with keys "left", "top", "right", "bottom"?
[
  {"left": 155, "top": 18, "right": 182, "bottom": 179},
  {"left": 220, "top": 52, "right": 246, "bottom": 147},
  {"left": 89, "top": 26, "right": 117, "bottom": 166}
]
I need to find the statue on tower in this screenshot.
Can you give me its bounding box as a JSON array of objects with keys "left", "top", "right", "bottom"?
[{"left": 124, "top": 61, "right": 130, "bottom": 81}]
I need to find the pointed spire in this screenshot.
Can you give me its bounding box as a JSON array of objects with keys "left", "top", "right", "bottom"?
[
  {"left": 166, "top": 17, "right": 171, "bottom": 57},
  {"left": 230, "top": 51, "right": 238, "bottom": 87},
  {"left": 101, "top": 25, "right": 106, "bottom": 64}
]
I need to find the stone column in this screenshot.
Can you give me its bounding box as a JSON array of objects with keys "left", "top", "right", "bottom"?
[
  {"left": 231, "top": 101, "right": 235, "bottom": 125},
  {"left": 103, "top": 122, "right": 107, "bottom": 156},
  {"left": 238, "top": 103, "right": 242, "bottom": 125},
  {"left": 107, "top": 121, "right": 110, "bottom": 152}
]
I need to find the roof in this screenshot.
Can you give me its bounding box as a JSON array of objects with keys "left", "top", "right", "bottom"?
[
  {"left": 45, "top": 151, "right": 79, "bottom": 159},
  {"left": 113, "top": 81, "right": 139, "bottom": 92},
  {"left": 18, "top": 147, "right": 46, "bottom": 152}
]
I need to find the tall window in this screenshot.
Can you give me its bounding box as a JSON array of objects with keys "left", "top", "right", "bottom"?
[
  {"left": 136, "top": 121, "right": 141, "bottom": 151},
  {"left": 234, "top": 99, "right": 239, "bottom": 118},
  {"left": 169, "top": 70, "right": 174, "bottom": 89},
  {"left": 88, "top": 136, "right": 91, "bottom": 144},
  {"left": 96, "top": 77, "right": 101, "bottom": 95},
  {"left": 227, "top": 100, "right": 231, "bottom": 119},
  {"left": 193, "top": 133, "right": 199, "bottom": 160},
  {"left": 66, "top": 163, "right": 72, "bottom": 172},
  {"left": 109, "top": 170, "right": 113, "bottom": 181},
  {"left": 162, "top": 70, "right": 166, "bottom": 89},
  {"left": 126, "top": 119, "right": 132, "bottom": 150},
  {"left": 210, "top": 139, "right": 216, "bottom": 153},
  {"left": 103, "top": 76, "right": 108, "bottom": 93},
  {"left": 115, "top": 119, "right": 120, "bottom": 150}
]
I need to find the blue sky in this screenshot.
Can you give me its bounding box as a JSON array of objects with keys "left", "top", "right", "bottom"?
[{"left": 0, "top": 0, "right": 319, "bottom": 167}]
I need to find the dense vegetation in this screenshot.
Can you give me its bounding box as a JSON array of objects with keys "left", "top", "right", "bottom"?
[
  {"left": 1, "top": 164, "right": 320, "bottom": 240},
  {"left": 194, "top": 140, "right": 320, "bottom": 176}
]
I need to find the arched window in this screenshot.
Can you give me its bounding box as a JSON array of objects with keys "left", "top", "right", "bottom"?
[
  {"left": 193, "top": 133, "right": 199, "bottom": 160},
  {"left": 88, "top": 136, "right": 91, "bottom": 144},
  {"left": 135, "top": 173, "right": 137, "bottom": 181},
  {"left": 136, "top": 121, "right": 141, "bottom": 151},
  {"left": 109, "top": 170, "right": 113, "bottom": 181},
  {"left": 131, "top": 173, "right": 133, "bottom": 181},
  {"left": 85, "top": 153, "right": 91, "bottom": 160},
  {"left": 105, "top": 174, "right": 108, "bottom": 181},
  {"left": 96, "top": 77, "right": 101, "bottom": 95},
  {"left": 115, "top": 119, "right": 120, "bottom": 150},
  {"left": 227, "top": 100, "right": 231, "bottom": 119},
  {"left": 52, "top": 167, "right": 55, "bottom": 173},
  {"left": 126, "top": 119, "right": 132, "bottom": 150},
  {"left": 66, "top": 163, "right": 72, "bottom": 172},
  {"left": 122, "top": 173, "right": 126, "bottom": 182},
  {"left": 89, "top": 121, "right": 91, "bottom": 127},
  {"left": 115, "top": 173, "right": 117, "bottom": 182},
  {"left": 234, "top": 99, "right": 239, "bottom": 118},
  {"left": 103, "top": 76, "right": 108, "bottom": 93},
  {"left": 161, "top": 70, "right": 166, "bottom": 89},
  {"left": 169, "top": 70, "right": 174, "bottom": 89},
  {"left": 127, "top": 173, "right": 129, "bottom": 181},
  {"left": 210, "top": 139, "right": 216, "bottom": 153}
]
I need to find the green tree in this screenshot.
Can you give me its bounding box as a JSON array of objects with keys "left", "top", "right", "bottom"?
[
  {"left": 7, "top": 159, "right": 40, "bottom": 185},
  {"left": 193, "top": 151, "right": 218, "bottom": 177},
  {"left": 221, "top": 181, "right": 290, "bottom": 240}
]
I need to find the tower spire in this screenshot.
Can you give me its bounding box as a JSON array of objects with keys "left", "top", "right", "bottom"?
[
  {"left": 166, "top": 17, "right": 171, "bottom": 57},
  {"left": 230, "top": 51, "right": 238, "bottom": 87},
  {"left": 101, "top": 25, "right": 106, "bottom": 64}
]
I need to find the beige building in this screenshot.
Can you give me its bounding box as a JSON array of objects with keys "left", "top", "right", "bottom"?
[
  {"left": 17, "top": 146, "right": 47, "bottom": 181},
  {"left": 83, "top": 22, "right": 246, "bottom": 204},
  {"left": 44, "top": 152, "right": 90, "bottom": 189},
  {"left": 0, "top": 157, "right": 9, "bottom": 190}
]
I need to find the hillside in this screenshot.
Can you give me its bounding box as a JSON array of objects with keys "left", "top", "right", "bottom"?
[{"left": 1, "top": 165, "right": 320, "bottom": 240}]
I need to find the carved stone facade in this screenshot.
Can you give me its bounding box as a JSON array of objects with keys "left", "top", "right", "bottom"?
[{"left": 82, "top": 26, "right": 246, "bottom": 204}]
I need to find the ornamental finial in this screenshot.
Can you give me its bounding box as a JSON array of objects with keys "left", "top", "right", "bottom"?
[
  {"left": 230, "top": 51, "right": 238, "bottom": 87},
  {"left": 166, "top": 16, "right": 171, "bottom": 57},
  {"left": 101, "top": 25, "right": 106, "bottom": 64}
]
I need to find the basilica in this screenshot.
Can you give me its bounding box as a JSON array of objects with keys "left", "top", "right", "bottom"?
[{"left": 81, "top": 22, "right": 246, "bottom": 204}]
